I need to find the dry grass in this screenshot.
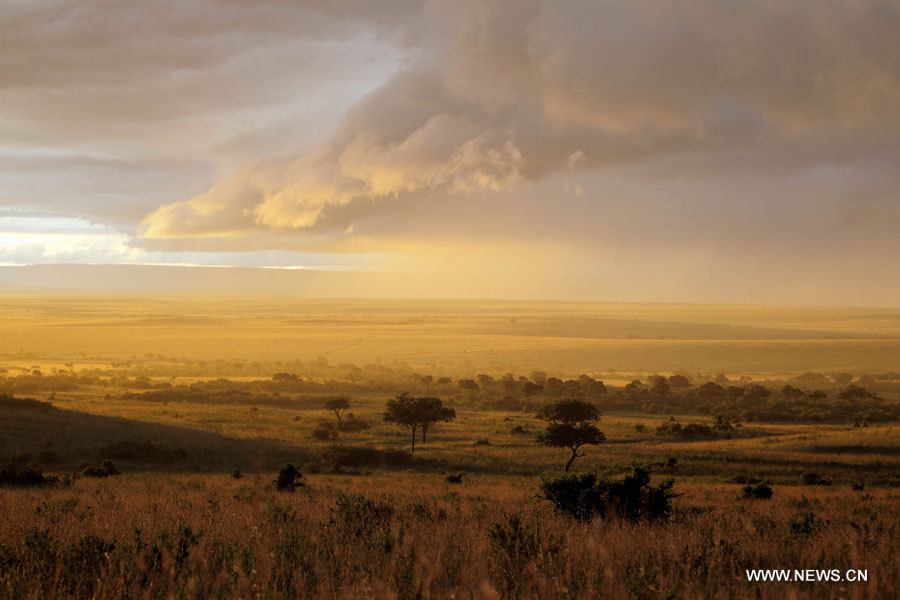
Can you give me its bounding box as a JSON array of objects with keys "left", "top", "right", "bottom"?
[
  {"left": 2, "top": 296, "right": 900, "bottom": 374},
  {"left": 0, "top": 474, "right": 896, "bottom": 599},
  {"left": 1, "top": 295, "right": 897, "bottom": 597}
]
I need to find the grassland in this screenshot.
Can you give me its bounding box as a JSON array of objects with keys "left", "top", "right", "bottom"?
[
  {"left": 1, "top": 296, "right": 898, "bottom": 598},
  {"left": 2, "top": 296, "right": 900, "bottom": 375},
  {"left": 2, "top": 384, "right": 898, "bottom": 598}
]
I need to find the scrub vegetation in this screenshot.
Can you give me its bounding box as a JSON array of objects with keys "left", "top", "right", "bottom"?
[{"left": 1, "top": 297, "right": 898, "bottom": 598}]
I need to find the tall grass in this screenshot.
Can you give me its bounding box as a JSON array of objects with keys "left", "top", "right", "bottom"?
[{"left": 0, "top": 474, "right": 896, "bottom": 599}]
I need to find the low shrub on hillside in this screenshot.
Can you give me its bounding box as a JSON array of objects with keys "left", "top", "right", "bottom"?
[
  {"left": 80, "top": 460, "right": 120, "bottom": 478},
  {"left": 540, "top": 467, "right": 678, "bottom": 522},
  {"left": 743, "top": 483, "right": 774, "bottom": 499},
  {"left": 337, "top": 414, "right": 370, "bottom": 432},
  {"left": 274, "top": 464, "right": 303, "bottom": 492},
  {"left": 0, "top": 454, "right": 48, "bottom": 487},
  {"left": 318, "top": 445, "right": 412, "bottom": 472},
  {"left": 802, "top": 472, "right": 832, "bottom": 486},
  {"left": 656, "top": 418, "right": 730, "bottom": 439},
  {"left": 0, "top": 394, "right": 57, "bottom": 413},
  {"left": 312, "top": 421, "right": 339, "bottom": 441}
]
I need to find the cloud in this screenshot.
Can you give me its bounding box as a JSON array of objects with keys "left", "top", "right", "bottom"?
[
  {"left": 3, "top": 0, "right": 900, "bottom": 303},
  {"left": 0, "top": 0, "right": 414, "bottom": 223},
  {"left": 140, "top": 0, "right": 900, "bottom": 245}
]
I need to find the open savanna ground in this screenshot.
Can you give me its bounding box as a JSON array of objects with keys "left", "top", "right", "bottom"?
[
  {"left": 2, "top": 296, "right": 900, "bottom": 375},
  {"left": 1, "top": 381, "right": 898, "bottom": 598},
  {"left": 1, "top": 296, "right": 898, "bottom": 598},
  {"left": 4, "top": 389, "right": 898, "bottom": 487},
  {"left": 1, "top": 471, "right": 897, "bottom": 600}
]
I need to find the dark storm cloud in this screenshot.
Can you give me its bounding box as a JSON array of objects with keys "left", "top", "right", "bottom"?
[{"left": 140, "top": 0, "right": 900, "bottom": 246}]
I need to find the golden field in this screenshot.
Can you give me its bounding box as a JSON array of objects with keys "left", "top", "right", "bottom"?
[
  {"left": 1, "top": 295, "right": 899, "bottom": 598},
  {"left": 2, "top": 296, "right": 900, "bottom": 375}
]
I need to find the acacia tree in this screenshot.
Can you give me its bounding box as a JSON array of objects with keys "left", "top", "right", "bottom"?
[
  {"left": 415, "top": 396, "right": 456, "bottom": 443},
  {"left": 536, "top": 399, "right": 605, "bottom": 472},
  {"left": 383, "top": 394, "right": 456, "bottom": 452},
  {"left": 384, "top": 394, "right": 421, "bottom": 452},
  {"left": 325, "top": 397, "right": 350, "bottom": 424}
]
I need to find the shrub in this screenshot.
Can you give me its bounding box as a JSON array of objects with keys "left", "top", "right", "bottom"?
[
  {"left": 0, "top": 454, "right": 47, "bottom": 487},
  {"left": 742, "top": 483, "right": 773, "bottom": 499},
  {"left": 318, "top": 445, "right": 412, "bottom": 472},
  {"left": 680, "top": 423, "right": 714, "bottom": 438},
  {"left": 509, "top": 425, "right": 529, "bottom": 435},
  {"left": 274, "top": 464, "right": 303, "bottom": 492},
  {"left": 80, "top": 460, "right": 120, "bottom": 478},
  {"left": 540, "top": 467, "right": 677, "bottom": 522},
  {"left": 851, "top": 482, "right": 865, "bottom": 491},
  {"left": 657, "top": 419, "right": 718, "bottom": 438},
  {"left": 0, "top": 394, "right": 56, "bottom": 412},
  {"left": 474, "top": 438, "right": 491, "bottom": 446},
  {"left": 445, "top": 473, "right": 463, "bottom": 484},
  {"left": 802, "top": 472, "right": 832, "bottom": 486},
  {"left": 656, "top": 419, "right": 683, "bottom": 436},
  {"left": 338, "top": 413, "right": 370, "bottom": 432},
  {"left": 312, "top": 421, "right": 339, "bottom": 441}
]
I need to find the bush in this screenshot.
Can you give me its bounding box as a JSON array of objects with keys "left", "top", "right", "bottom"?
[
  {"left": 801, "top": 472, "right": 832, "bottom": 486},
  {"left": 0, "top": 394, "right": 57, "bottom": 412},
  {"left": 474, "top": 438, "right": 491, "bottom": 446},
  {"left": 742, "top": 483, "right": 773, "bottom": 499},
  {"left": 338, "top": 414, "right": 370, "bottom": 432},
  {"left": 657, "top": 419, "right": 718, "bottom": 438},
  {"left": 445, "top": 473, "right": 463, "bottom": 484},
  {"left": 80, "top": 460, "right": 120, "bottom": 478},
  {"left": 0, "top": 454, "right": 47, "bottom": 487},
  {"left": 680, "top": 423, "right": 714, "bottom": 438},
  {"left": 312, "top": 421, "right": 339, "bottom": 441},
  {"left": 509, "top": 425, "right": 529, "bottom": 435},
  {"left": 540, "top": 467, "right": 677, "bottom": 522},
  {"left": 274, "top": 464, "right": 303, "bottom": 492},
  {"left": 318, "top": 445, "right": 412, "bottom": 472}
]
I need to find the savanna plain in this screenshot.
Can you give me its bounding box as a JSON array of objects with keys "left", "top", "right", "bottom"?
[{"left": 1, "top": 296, "right": 898, "bottom": 599}]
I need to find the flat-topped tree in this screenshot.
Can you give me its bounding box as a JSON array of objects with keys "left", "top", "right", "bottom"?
[
  {"left": 415, "top": 396, "right": 456, "bottom": 443},
  {"left": 536, "top": 399, "right": 605, "bottom": 472},
  {"left": 384, "top": 394, "right": 456, "bottom": 452},
  {"left": 325, "top": 397, "right": 350, "bottom": 424}
]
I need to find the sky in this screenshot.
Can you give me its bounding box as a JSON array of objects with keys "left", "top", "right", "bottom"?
[{"left": 1, "top": 0, "right": 899, "bottom": 304}]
